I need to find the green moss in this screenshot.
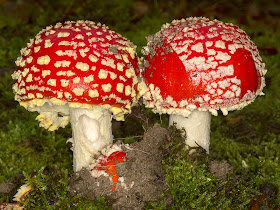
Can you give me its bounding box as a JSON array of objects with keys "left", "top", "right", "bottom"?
[{"left": 20, "top": 167, "right": 107, "bottom": 209}]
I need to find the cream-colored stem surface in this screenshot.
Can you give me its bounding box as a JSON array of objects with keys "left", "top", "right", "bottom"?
[
  {"left": 69, "top": 106, "right": 113, "bottom": 172},
  {"left": 169, "top": 110, "right": 211, "bottom": 153}
]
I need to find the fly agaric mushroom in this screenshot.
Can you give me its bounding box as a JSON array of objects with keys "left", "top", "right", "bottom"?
[
  {"left": 139, "top": 17, "right": 266, "bottom": 152},
  {"left": 12, "top": 20, "right": 139, "bottom": 171}
]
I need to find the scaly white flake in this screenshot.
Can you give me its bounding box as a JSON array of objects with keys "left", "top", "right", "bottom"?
[
  {"left": 54, "top": 60, "right": 71, "bottom": 68},
  {"left": 206, "top": 49, "right": 216, "bottom": 56},
  {"left": 117, "top": 63, "right": 124, "bottom": 71},
  {"left": 11, "top": 71, "right": 21, "bottom": 80},
  {"left": 64, "top": 92, "right": 72, "bottom": 99},
  {"left": 217, "top": 89, "right": 223, "bottom": 95},
  {"left": 84, "top": 75, "right": 94, "bottom": 83},
  {"left": 31, "top": 66, "right": 40, "bottom": 72},
  {"left": 183, "top": 56, "right": 205, "bottom": 71},
  {"left": 47, "top": 79, "right": 56, "bottom": 86},
  {"left": 101, "top": 58, "right": 116, "bottom": 69},
  {"left": 88, "top": 89, "right": 99, "bottom": 98},
  {"left": 205, "top": 41, "right": 213, "bottom": 47},
  {"left": 37, "top": 55, "right": 51, "bottom": 65},
  {"left": 36, "top": 93, "right": 43, "bottom": 98},
  {"left": 44, "top": 39, "right": 53, "bottom": 48},
  {"left": 15, "top": 57, "right": 25, "bottom": 67},
  {"left": 73, "top": 88, "right": 85, "bottom": 96},
  {"left": 76, "top": 62, "right": 89, "bottom": 71},
  {"left": 60, "top": 79, "right": 69, "bottom": 87},
  {"left": 223, "top": 90, "right": 235, "bottom": 98},
  {"left": 215, "top": 51, "right": 231, "bottom": 63},
  {"left": 102, "top": 84, "right": 112, "bottom": 92},
  {"left": 26, "top": 56, "right": 33, "bottom": 64},
  {"left": 56, "top": 91, "right": 63, "bottom": 98},
  {"left": 57, "top": 32, "right": 70, "bottom": 37},
  {"left": 89, "top": 54, "right": 98, "bottom": 62},
  {"left": 98, "top": 69, "right": 108, "bottom": 79},
  {"left": 74, "top": 34, "right": 84, "bottom": 39},
  {"left": 28, "top": 93, "right": 35, "bottom": 99},
  {"left": 78, "top": 42, "right": 86, "bottom": 47},
  {"left": 119, "top": 76, "right": 126, "bottom": 82},
  {"left": 214, "top": 40, "right": 226, "bottom": 49},
  {"left": 79, "top": 48, "right": 90, "bottom": 57},
  {"left": 58, "top": 41, "right": 77, "bottom": 46},
  {"left": 116, "top": 83, "right": 124, "bottom": 93},
  {"left": 190, "top": 42, "right": 204, "bottom": 53},
  {"left": 22, "top": 68, "right": 29, "bottom": 77},
  {"left": 34, "top": 46, "right": 41, "bottom": 53},
  {"left": 26, "top": 74, "right": 33, "bottom": 82},
  {"left": 122, "top": 54, "right": 129, "bottom": 63},
  {"left": 21, "top": 48, "right": 31, "bottom": 56},
  {"left": 125, "top": 85, "right": 132, "bottom": 96},
  {"left": 42, "top": 70, "right": 51, "bottom": 78},
  {"left": 56, "top": 71, "right": 67, "bottom": 76},
  {"left": 73, "top": 77, "right": 80, "bottom": 83},
  {"left": 109, "top": 72, "right": 117, "bottom": 80},
  {"left": 125, "top": 68, "right": 134, "bottom": 78},
  {"left": 56, "top": 50, "right": 77, "bottom": 59},
  {"left": 66, "top": 71, "right": 75, "bottom": 77}
]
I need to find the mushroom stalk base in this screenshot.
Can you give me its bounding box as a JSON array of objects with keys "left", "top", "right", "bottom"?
[
  {"left": 169, "top": 110, "right": 211, "bottom": 153},
  {"left": 69, "top": 106, "right": 113, "bottom": 172}
]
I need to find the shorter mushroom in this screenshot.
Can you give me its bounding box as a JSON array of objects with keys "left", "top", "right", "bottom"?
[{"left": 140, "top": 17, "right": 266, "bottom": 152}]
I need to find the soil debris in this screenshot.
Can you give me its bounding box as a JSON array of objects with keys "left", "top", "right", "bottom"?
[
  {"left": 209, "top": 160, "right": 232, "bottom": 181},
  {"left": 0, "top": 182, "right": 16, "bottom": 194},
  {"left": 69, "top": 123, "right": 170, "bottom": 209}
]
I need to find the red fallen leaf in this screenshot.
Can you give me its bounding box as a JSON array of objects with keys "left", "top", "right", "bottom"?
[
  {"left": 91, "top": 151, "right": 128, "bottom": 191},
  {"left": 249, "top": 194, "right": 272, "bottom": 210}
]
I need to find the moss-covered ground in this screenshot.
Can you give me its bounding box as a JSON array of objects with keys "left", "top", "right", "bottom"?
[{"left": 0, "top": 0, "right": 279, "bottom": 209}]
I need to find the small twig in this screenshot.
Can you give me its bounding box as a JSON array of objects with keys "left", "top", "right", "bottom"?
[
  {"left": 114, "top": 135, "right": 143, "bottom": 140},
  {"left": 126, "top": 147, "right": 151, "bottom": 155}
]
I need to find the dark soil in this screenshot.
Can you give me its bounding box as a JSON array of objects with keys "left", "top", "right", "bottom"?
[{"left": 69, "top": 124, "right": 171, "bottom": 209}]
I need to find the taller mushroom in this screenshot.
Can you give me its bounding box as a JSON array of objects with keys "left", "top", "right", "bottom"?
[
  {"left": 12, "top": 20, "right": 138, "bottom": 171},
  {"left": 140, "top": 17, "right": 266, "bottom": 152}
]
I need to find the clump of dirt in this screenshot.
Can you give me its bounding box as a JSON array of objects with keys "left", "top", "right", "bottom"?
[
  {"left": 0, "top": 182, "right": 16, "bottom": 194},
  {"left": 69, "top": 123, "right": 170, "bottom": 209},
  {"left": 209, "top": 160, "right": 232, "bottom": 181},
  {"left": 0, "top": 173, "right": 24, "bottom": 194}
]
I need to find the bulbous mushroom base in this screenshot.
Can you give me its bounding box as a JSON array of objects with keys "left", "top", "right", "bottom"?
[
  {"left": 169, "top": 110, "right": 211, "bottom": 153},
  {"left": 69, "top": 106, "right": 113, "bottom": 172}
]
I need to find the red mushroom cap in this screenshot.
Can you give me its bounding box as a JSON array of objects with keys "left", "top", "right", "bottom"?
[
  {"left": 140, "top": 17, "right": 266, "bottom": 116},
  {"left": 12, "top": 20, "right": 139, "bottom": 120}
]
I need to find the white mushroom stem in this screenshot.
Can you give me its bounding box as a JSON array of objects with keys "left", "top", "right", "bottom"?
[
  {"left": 69, "top": 106, "right": 113, "bottom": 171},
  {"left": 169, "top": 110, "right": 211, "bottom": 153}
]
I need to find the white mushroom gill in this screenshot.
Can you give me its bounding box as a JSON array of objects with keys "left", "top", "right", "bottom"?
[{"left": 169, "top": 110, "right": 211, "bottom": 153}]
